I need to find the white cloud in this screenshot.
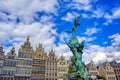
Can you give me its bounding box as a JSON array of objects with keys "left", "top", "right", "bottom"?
[
  {"left": 0, "top": 0, "right": 59, "bottom": 14},
  {"left": 0, "top": 0, "right": 59, "bottom": 23},
  {"left": 82, "top": 13, "right": 90, "bottom": 18},
  {"left": 112, "top": 7, "right": 120, "bottom": 19},
  {"left": 0, "top": 15, "right": 57, "bottom": 55},
  {"left": 104, "top": 7, "right": 120, "bottom": 25},
  {"left": 0, "top": 0, "right": 119, "bottom": 64},
  {"left": 93, "top": 52, "right": 107, "bottom": 64},
  {"left": 69, "top": 0, "right": 92, "bottom": 11},
  {"left": 82, "top": 33, "right": 120, "bottom": 64},
  {"left": 59, "top": 32, "right": 70, "bottom": 42},
  {"left": 0, "top": 0, "right": 60, "bottom": 54},
  {"left": 103, "top": 41, "right": 107, "bottom": 44},
  {"left": 77, "top": 36, "right": 96, "bottom": 43},
  {"left": 55, "top": 43, "right": 71, "bottom": 57},
  {"left": 81, "top": 8, "right": 105, "bottom": 19},
  {"left": 62, "top": 12, "right": 79, "bottom": 22},
  {"left": 84, "top": 27, "right": 100, "bottom": 36},
  {"left": 109, "top": 33, "right": 120, "bottom": 46},
  {"left": 62, "top": 0, "right": 119, "bottom": 26},
  {"left": 91, "top": 9, "right": 104, "bottom": 18},
  {"left": 74, "top": 0, "right": 90, "bottom": 5}
]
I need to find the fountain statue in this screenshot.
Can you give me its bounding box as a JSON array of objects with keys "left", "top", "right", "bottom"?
[{"left": 64, "top": 16, "right": 90, "bottom": 80}]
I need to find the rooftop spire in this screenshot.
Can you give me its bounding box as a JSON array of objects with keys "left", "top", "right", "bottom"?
[
  {"left": 50, "top": 47, "right": 54, "bottom": 53},
  {"left": 38, "top": 43, "right": 43, "bottom": 49},
  {"left": 61, "top": 54, "right": 65, "bottom": 60},
  {"left": 36, "top": 43, "right": 44, "bottom": 53},
  {"left": 49, "top": 47, "right": 56, "bottom": 56},
  {"left": 27, "top": 35, "right": 30, "bottom": 41},
  {"left": 23, "top": 35, "right": 31, "bottom": 48}
]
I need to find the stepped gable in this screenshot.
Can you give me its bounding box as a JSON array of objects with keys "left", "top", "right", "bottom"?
[
  {"left": 36, "top": 43, "right": 44, "bottom": 53},
  {"left": 61, "top": 54, "right": 65, "bottom": 60},
  {"left": 47, "top": 47, "right": 57, "bottom": 60},
  {"left": 6, "top": 46, "right": 17, "bottom": 59},
  {"left": 48, "top": 47, "right": 56, "bottom": 57},
  {"left": 58, "top": 54, "right": 65, "bottom": 61},
  {"left": 34, "top": 43, "right": 46, "bottom": 59},
  {"left": 18, "top": 36, "right": 34, "bottom": 54},
  {"left": 110, "top": 60, "right": 118, "bottom": 65},
  {"left": 97, "top": 61, "right": 105, "bottom": 70},
  {"left": 101, "top": 60, "right": 110, "bottom": 68},
  {"left": 86, "top": 60, "right": 95, "bottom": 70},
  {"left": 8, "top": 46, "right": 16, "bottom": 55}
]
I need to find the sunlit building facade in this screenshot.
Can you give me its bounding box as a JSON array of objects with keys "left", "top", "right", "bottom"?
[
  {"left": 0, "top": 36, "right": 120, "bottom": 80},
  {"left": 57, "top": 55, "right": 68, "bottom": 80},
  {"left": 97, "top": 62, "right": 107, "bottom": 78},
  {"left": 104, "top": 61, "right": 116, "bottom": 80},
  {"left": 86, "top": 61, "right": 99, "bottom": 76},
  {"left": 97, "top": 61, "right": 116, "bottom": 80},
  {"left": 45, "top": 48, "right": 58, "bottom": 80},
  {"left": 15, "top": 36, "right": 34, "bottom": 80},
  {"left": 31, "top": 44, "right": 46, "bottom": 80},
  {"left": 0, "top": 44, "right": 5, "bottom": 80},
  {"left": 110, "top": 60, "right": 120, "bottom": 80},
  {"left": 1, "top": 46, "right": 17, "bottom": 80}
]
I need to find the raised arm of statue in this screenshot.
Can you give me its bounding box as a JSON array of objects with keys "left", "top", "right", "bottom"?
[
  {"left": 74, "top": 16, "right": 80, "bottom": 27},
  {"left": 65, "top": 16, "right": 80, "bottom": 36}
]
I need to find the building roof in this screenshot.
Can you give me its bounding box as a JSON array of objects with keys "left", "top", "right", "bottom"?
[{"left": 18, "top": 36, "right": 34, "bottom": 54}]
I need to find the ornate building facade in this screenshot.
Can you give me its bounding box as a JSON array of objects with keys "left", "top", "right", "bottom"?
[
  {"left": 1, "top": 46, "right": 17, "bottom": 80},
  {"left": 15, "top": 36, "right": 34, "bottom": 80},
  {"left": 97, "top": 61, "right": 116, "bottom": 80},
  {"left": 110, "top": 60, "right": 120, "bottom": 80},
  {"left": 0, "top": 44, "right": 5, "bottom": 79},
  {"left": 57, "top": 55, "right": 68, "bottom": 80},
  {"left": 86, "top": 61, "right": 99, "bottom": 76},
  {"left": 104, "top": 61, "right": 116, "bottom": 80},
  {"left": 31, "top": 44, "right": 46, "bottom": 80},
  {"left": 0, "top": 36, "right": 120, "bottom": 80},
  {"left": 45, "top": 49, "right": 58, "bottom": 80},
  {"left": 97, "top": 62, "right": 107, "bottom": 78}
]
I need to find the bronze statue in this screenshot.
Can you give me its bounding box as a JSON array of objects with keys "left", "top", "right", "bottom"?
[
  {"left": 64, "top": 16, "right": 90, "bottom": 80},
  {"left": 65, "top": 16, "right": 80, "bottom": 36}
]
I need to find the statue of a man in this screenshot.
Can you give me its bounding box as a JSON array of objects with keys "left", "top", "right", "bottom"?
[{"left": 66, "top": 16, "right": 80, "bottom": 36}]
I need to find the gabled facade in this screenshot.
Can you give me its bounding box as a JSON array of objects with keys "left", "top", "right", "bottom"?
[
  {"left": 1, "top": 46, "right": 17, "bottom": 80},
  {"left": 97, "top": 62, "right": 107, "bottom": 78},
  {"left": 97, "top": 61, "right": 116, "bottom": 80},
  {"left": 104, "top": 61, "right": 116, "bottom": 80},
  {"left": 86, "top": 61, "right": 99, "bottom": 76},
  {"left": 45, "top": 48, "right": 58, "bottom": 80},
  {"left": 57, "top": 55, "right": 68, "bottom": 80},
  {"left": 0, "top": 44, "right": 5, "bottom": 79},
  {"left": 31, "top": 44, "right": 46, "bottom": 80},
  {"left": 15, "top": 36, "right": 34, "bottom": 80},
  {"left": 110, "top": 60, "right": 120, "bottom": 80}
]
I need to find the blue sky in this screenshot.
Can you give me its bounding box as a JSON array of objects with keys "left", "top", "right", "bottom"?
[{"left": 0, "top": 0, "right": 120, "bottom": 64}]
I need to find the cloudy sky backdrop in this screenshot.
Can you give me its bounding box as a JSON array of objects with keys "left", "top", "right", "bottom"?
[{"left": 0, "top": 0, "right": 120, "bottom": 64}]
